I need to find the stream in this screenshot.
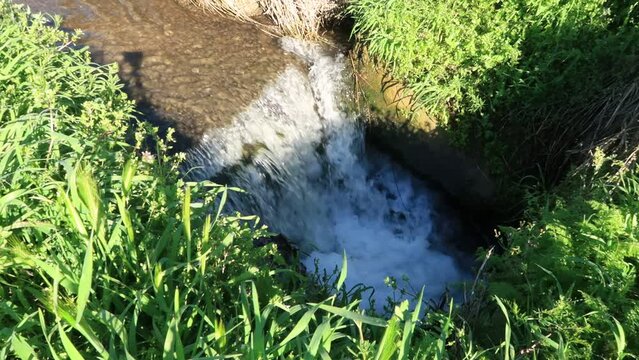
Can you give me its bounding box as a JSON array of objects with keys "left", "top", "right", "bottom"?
[{"left": 22, "top": 0, "right": 474, "bottom": 309}]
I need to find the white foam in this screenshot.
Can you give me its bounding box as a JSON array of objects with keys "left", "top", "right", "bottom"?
[{"left": 186, "top": 38, "right": 469, "bottom": 309}]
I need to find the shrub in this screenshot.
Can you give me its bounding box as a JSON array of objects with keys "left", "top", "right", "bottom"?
[{"left": 479, "top": 159, "right": 639, "bottom": 357}]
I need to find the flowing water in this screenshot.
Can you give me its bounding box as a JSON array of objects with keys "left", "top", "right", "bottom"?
[
  {"left": 21, "top": 0, "right": 473, "bottom": 308},
  {"left": 22, "top": 0, "right": 296, "bottom": 146}
]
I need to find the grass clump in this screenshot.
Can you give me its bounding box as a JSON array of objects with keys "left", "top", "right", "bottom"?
[
  {"left": 473, "top": 158, "right": 639, "bottom": 358},
  {"left": 180, "top": 0, "right": 343, "bottom": 38},
  {"left": 349, "top": 0, "right": 520, "bottom": 122}
]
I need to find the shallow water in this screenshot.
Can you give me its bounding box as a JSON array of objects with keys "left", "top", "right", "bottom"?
[
  {"left": 21, "top": 0, "right": 298, "bottom": 145},
  {"left": 22, "top": 0, "right": 474, "bottom": 309}
]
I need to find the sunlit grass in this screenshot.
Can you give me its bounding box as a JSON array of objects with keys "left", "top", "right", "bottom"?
[
  {"left": 2, "top": 1, "right": 638, "bottom": 358},
  {"left": 0, "top": 2, "right": 465, "bottom": 358}
]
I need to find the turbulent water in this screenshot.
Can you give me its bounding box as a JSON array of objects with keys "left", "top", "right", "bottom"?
[
  {"left": 187, "top": 38, "right": 470, "bottom": 307},
  {"left": 22, "top": 0, "right": 471, "bottom": 308}
]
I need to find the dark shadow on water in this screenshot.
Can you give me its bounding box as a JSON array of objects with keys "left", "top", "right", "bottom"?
[{"left": 90, "top": 49, "right": 196, "bottom": 153}]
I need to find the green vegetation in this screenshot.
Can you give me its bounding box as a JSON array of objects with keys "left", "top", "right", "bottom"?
[
  {"left": 3, "top": 0, "right": 639, "bottom": 358},
  {"left": 476, "top": 159, "right": 639, "bottom": 357},
  {"left": 350, "top": 0, "right": 520, "bottom": 121},
  {"left": 349, "top": 0, "right": 639, "bottom": 358},
  {"left": 0, "top": 3, "right": 464, "bottom": 358},
  {"left": 350, "top": 0, "right": 639, "bottom": 178},
  {"left": 349, "top": 0, "right": 639, "bottom": 119}
]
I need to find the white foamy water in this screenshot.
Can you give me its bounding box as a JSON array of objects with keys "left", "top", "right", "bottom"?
[{"left": 186, "top": 38, "right": 469, "bottom": 308}]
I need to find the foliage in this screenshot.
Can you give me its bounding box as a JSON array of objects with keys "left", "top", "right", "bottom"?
[
  {"left": 477, "top": 159, "right": 639, "bottom": 358},
  {"left": 351, "top": 0, "right": 639, "bottom": 357},
  {"left": 4, "top": 1, "right": 639, "bottom": 359},
  {"left": 350, "top": 0, "right": 639, "bottom": 119},
  {"left": 350, "top": 0, "right": 639, "bottom": 180},
  {"left": 349, "top": 0, "right": 521, "bottom": 122},
  {"left": 0, "top": 2, "right": 465, "bottom": 358}
]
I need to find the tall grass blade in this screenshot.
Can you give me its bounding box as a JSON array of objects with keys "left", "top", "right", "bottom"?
[
  {"left": 307, "top": 319, "right": 331, "bottom": 357},
  {"left": 336, "top": 250, "right": 347, "bottom": 292},
  {"left": 494, "top": 297, "right": 513, "bottom": 360},
  {"left": 75, "top": 232, "right": 93, "bottom": 324},
  {"left": 278, "top": 306, "right": 319, "bottom": 348},
  {"left": 317, "top": 304, "right": 387, "bottom": 327},
  {"left": 57, "top": 324, "right": 84, "bottom": 360},
  {"left": 375, "top": 313, "right": 400, "bottom": 360},
  {"left": 10, "top": 333, "right": 38, "bottom": 360},
  {"left": 398, "top": 288, "right": 424, "bottom": 359},
  {"left": 611, "top": 317, "right": 627, "bottom": 359}
]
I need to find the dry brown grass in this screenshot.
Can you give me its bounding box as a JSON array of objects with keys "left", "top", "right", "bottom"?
[
  {"left": 179, "top": 0, "right": 343, "bottom": 38},
  {"left": 570, "top": 80, "right": 639, "bottom": 168},
  {"left": 516, "top": 78, "right": 639, "bottom": 182}
]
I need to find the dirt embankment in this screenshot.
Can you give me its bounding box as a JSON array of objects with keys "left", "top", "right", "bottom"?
[{"left": 354, "top": 53, "right": 497, "bottom": 213}]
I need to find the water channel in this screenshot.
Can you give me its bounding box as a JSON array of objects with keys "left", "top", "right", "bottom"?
[{"left": 21, "top": 0, "right": 475, "bottom": 309}]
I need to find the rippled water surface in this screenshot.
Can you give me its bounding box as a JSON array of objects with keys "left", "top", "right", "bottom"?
[{"left": 21, "top": 0, "right": 299, "bottom": 145}]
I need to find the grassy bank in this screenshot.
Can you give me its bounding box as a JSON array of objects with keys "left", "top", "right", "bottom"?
[
  {"left": 476, "top": 159, "right": 639, "bottom": 357},
  {"left": 349, "top": 0, "right": 639, "bottom": 358},
  {"left": 3, "top": 1, "right": 638, "bottom": 358},
  {"left": 349, "top": 0, "right": 639, "bottom": 181}
]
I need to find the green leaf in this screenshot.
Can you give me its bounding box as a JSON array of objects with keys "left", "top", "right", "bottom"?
[
  {"left": 317, "top": 304, "right": 387, "bottom": 327},
  {"left": 121, "top": 158, "right": 137, "bottom": 196},
  {"left": 611, "top": 317, "right": 627, "bottom": 359},
  {"left": 183, "top": 185, "right": 192, "bottom": 266},
  {"left": 251, "top": 282, "right": 265, "bottom": 358},
  {"left": 75, "top": 231, "right": 93, "bottom": 325},
  {"left": 399, "top": 288, "right": 423, "bottom": 359},
  {"left": 59, "top": 187, "right": 87, "bottom": 238},
  {"left": 495, "top": 297, "right": 513, "bottom": 360},
  {"left": 375, "top": 313, "right": 400, "bottom": 360},
  {"left": 307, "top": 319, "right": 331, "bottom": 356},
  {"left": 336, "top": 250, "right": 348, "bottom": 292},
  {"left": 278, "top": 306, "right": 319, "bottom": 347},
  {"left": 0, "top": 189, "right": 29, "bottom": 213},
  {"left": 58, "top": 324, "right": 84, "bottom": 360},
  {"left": 10, "top": 334, "right": 38, "bottom": 360}
]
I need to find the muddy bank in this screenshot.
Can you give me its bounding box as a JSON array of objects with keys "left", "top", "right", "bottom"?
[{"left": 21, "top": 0, "right": 299, "bottom": 148}]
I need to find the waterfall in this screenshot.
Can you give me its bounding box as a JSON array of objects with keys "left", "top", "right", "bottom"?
[{"left": 186, "top": 38, "right": 469, "bottom": 309}]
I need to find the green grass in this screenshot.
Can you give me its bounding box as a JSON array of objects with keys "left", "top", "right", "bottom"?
[
  {"left": 350, "top": 0, "right": 639, "bottom": 179},
  {"left": 349, "top": 0, "right": 639, "bottom": 120},
  {"left": 469, "top": 157, "right": 639, "bottom": 358},
  {"left": 3, "top": 1, "right": 639, "bottom": 358},
  {"left": 0, "top": 3, "right": 468, "bottom": 358},
  {"left": 349, "top": 0, "right": 520, "bottom": 122},
  {"left": 350, "top": 0, "right": 639, "bottom": 357}
]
